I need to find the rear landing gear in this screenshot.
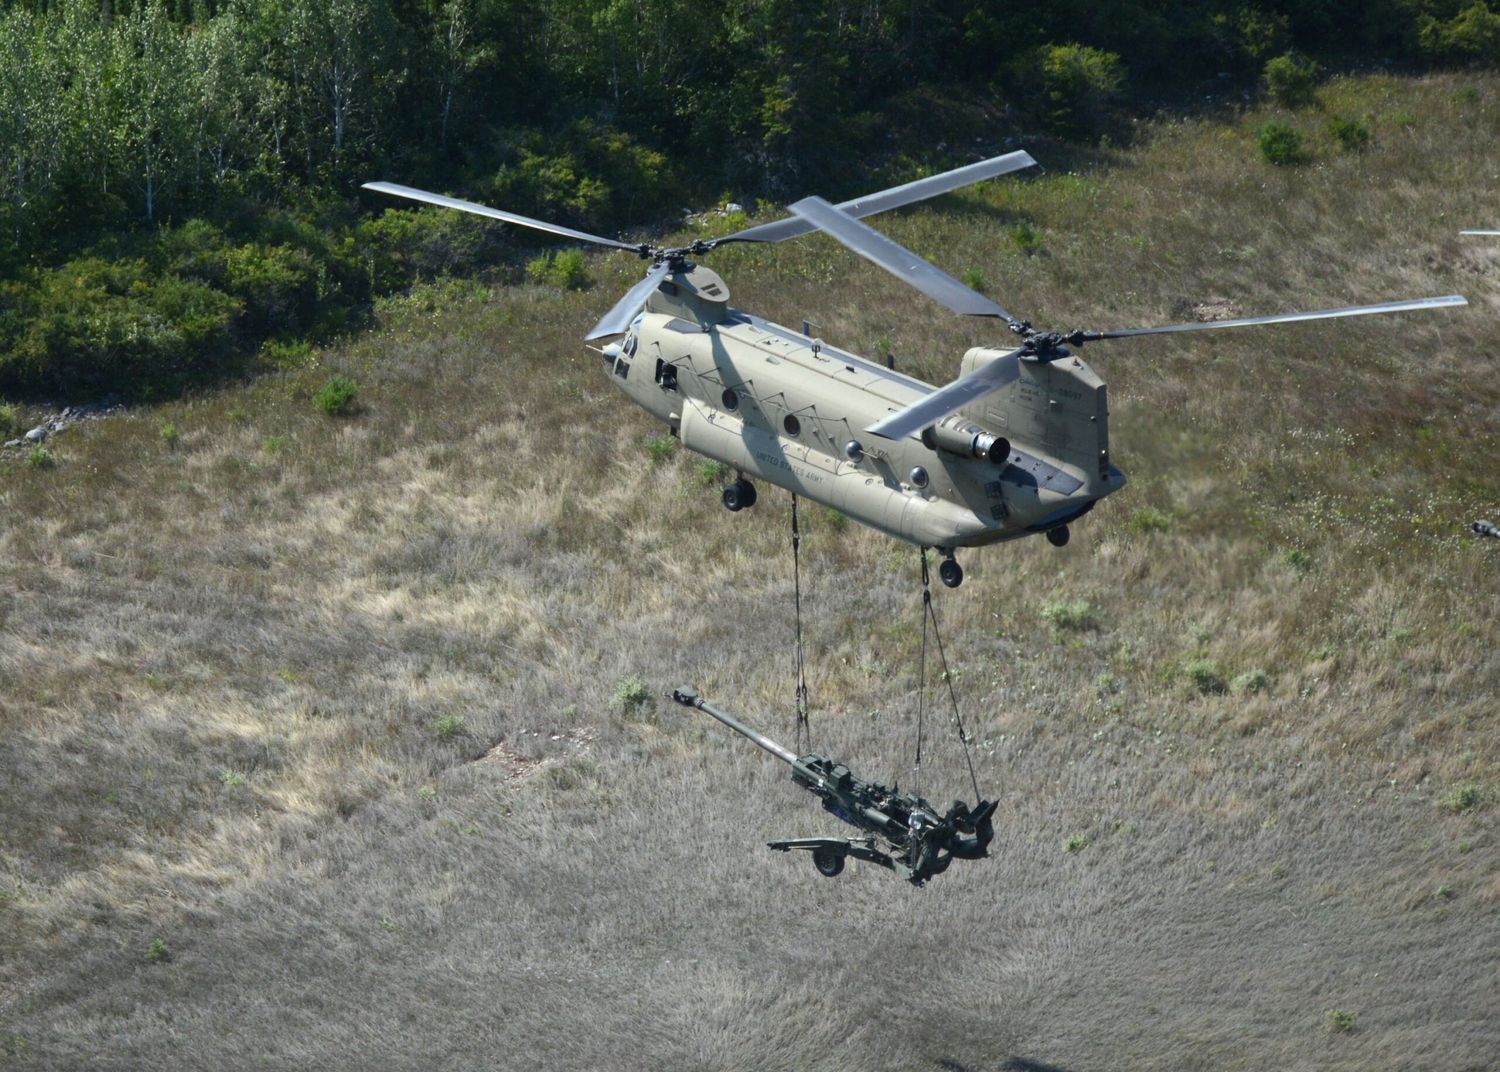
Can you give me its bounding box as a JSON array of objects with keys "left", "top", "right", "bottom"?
[
  {"left": 812, "top": 847, "right": 845, "bottom": 877},
  {"left": 938, "top": 552, "right": 964, "bottom": 588},
  {"left": 722, "top": 478, "right": 757, "bottom": 512},
  {"left": 1046, "top": 524, "right": 1070, "bottom": 548}
]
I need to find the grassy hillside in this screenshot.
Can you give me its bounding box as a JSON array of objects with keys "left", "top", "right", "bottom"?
[{"left": 2, "top": 73, "right": 1498, "bottom": 1070}]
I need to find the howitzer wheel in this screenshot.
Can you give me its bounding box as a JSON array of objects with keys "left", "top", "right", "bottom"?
[{"left": 812, "top": 847, "right": 845, "bottom": 877}]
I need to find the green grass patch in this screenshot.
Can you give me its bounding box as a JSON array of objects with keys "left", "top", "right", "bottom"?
[
  {"left": 1257, "top": 120, "right": 1309, "bottom": 165},
  {"left": 1324, "top": 1008, "right": 1358, "bottom": 1034},
  {"left": 612, "top": 675, "right": 653, "bottom": 718}
]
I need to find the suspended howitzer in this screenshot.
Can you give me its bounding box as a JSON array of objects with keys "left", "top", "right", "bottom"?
[{"left": 670, "top": 687, "right": 995, "bottom": 885}]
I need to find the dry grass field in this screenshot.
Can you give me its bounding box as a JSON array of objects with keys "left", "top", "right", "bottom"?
[{"left": 2, "top": 73, "right": 1498, "bottom": 1070}]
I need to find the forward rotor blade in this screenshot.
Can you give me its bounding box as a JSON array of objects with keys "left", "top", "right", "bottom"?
[
  {"left": 788, "top": 196, "right": 1015, "bottom": 321},
  {"left": 585, "top": 261, "right": 672, "bottom": 340},
  {"left": 1461, "top": 229, "right": 1500, "bottom": 236},
  {"left": 866, "top": 348, "right": 1025, "bottom": 441},
  {"left": 362, "top": 181, "right": 641, "bottom": 252},
  {"left": 1083, "top": 294, "right": 1468, "bottom": 341},
  {"left": 716, "top": 151, "right": 1037, "bottom": 246}
]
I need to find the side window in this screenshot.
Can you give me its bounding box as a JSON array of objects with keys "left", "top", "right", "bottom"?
[{"left": 654, "top": 358, "right": 679, "bottom": 391}]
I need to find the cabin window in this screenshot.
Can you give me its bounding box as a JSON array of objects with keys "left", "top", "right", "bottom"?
[
  {"left": 655, "top": 358, "right": 678, "bottom": 391},
  {"left": 613, "top": 359, "right": 630, "bottom": 380},
  {"left": 783, "top": 414, "right": 801, "bottom": 437},
  {"left": 722, "top": 388, "right": 739, "bottom": 411}
]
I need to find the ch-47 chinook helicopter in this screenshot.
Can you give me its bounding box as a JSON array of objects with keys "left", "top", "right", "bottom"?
[{"left": 364, "top": 154, "right": 1466, "bottom": 587}]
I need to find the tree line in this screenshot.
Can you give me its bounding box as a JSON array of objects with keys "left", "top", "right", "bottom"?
[{"left": 0, "top": 0, "right": 1496, "bottom": 396}]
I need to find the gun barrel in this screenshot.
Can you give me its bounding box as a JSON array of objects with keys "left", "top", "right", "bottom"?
[{"left": 670, "top": 687, "right": 800, "bottom": 765}]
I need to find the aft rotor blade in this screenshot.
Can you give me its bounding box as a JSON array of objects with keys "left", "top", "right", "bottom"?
[
  {"left": 362, "top": 181, "right": 641, "bottom": 252},
  {"left": 1461, "top": 229, "right": 1500, "bottom": 236},
  {"left": 1082, "top": 295, "right": 1468, "bottom": 341},
  {"left": 788, "top": 195, "right": 1015, "bottom": 322},
  {"left": 717, "top": 151, "right": 1037, "bottom": 246},
  {"left": 866, "top": 348, "right": 1025, "bottom": 441},
  {"left": 585, "top": 261, "right": 672, "bottom": 340}
]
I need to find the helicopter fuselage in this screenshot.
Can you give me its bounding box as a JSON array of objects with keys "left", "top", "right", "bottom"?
[{"left": 603, "top": 264, "right": 1126, "bottom": 550}]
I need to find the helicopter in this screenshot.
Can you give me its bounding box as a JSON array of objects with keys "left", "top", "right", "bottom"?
[{"left": 364, "top": 155, "right": 1466, "bottom": 588}]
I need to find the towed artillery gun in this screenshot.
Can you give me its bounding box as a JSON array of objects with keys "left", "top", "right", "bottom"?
[{"left": 671, "top": 687, "right": 994, "bottom": 885}]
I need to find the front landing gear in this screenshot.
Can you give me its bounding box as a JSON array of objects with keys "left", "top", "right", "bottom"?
[
  {"left": 1046, "top": 524, "right": 1070, "bottom": 548},
  {"left": 938, "top": 550, "right": 964, "bottom": 588},
  {"left": 721, "top": 477, "right": 757, "bottom": 512}
]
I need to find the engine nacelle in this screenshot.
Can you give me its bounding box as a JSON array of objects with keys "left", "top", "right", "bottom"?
[{"left": 921, "top": 414, "right": 1010, "bottom": 465}]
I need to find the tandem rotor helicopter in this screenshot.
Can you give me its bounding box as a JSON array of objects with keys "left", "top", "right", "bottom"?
[{"left": 365, "top": 152, "right": 1466, "bottom": 587}]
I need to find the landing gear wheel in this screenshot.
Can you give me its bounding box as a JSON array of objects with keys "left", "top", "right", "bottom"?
[
  {"left": 1046, "top": 524, "right": 1070, "bottom": 548},
  {"left": 938, "top": 558, "right": 964, "bottom": 588},
  {"left": 812, "top": 848, "right": 845, "bottom": 877},
  {"left": 721, "top": 479, "right": 757, "bottom": 512}
]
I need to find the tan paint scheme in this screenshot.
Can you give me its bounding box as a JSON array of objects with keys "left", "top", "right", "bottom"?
[{"left": 606, "top": 265, "right": 1126, "bottom": 549}]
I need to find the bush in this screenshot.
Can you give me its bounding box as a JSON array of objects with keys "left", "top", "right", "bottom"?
[
  {"left": 1064, "top": 834, "right": 1090, "bottom": 853},
  {"left": 1009, "top": 221, "right": 1043, "bottom": 255},
  {"left": 1127, "top": 506, "right": 1172, "bottom": 533},
  {"left": 432, "top": 715, "right": 467, "bottom": 740},
  {"left": 1257, "top": 121, "right": 1308, "bottom": 166},
  {"left": 612, "top": 675, "right": 653, "bottom": 717},
  {"left": 693, "top": 458, "right": 729, "bottom": 486},
  {"left": 1033, "top": 43, "right": 1124, "bottom": 138},
  {"left": 315, "top": 375, "right": 359, "bottom": 416},
  {"left": 145, "top": 938, "right": 171, "bottom": 964},
  {"left": 1264, "top": 53, "right": 1317, "bottom": 107},
  {"left": 1439, "top": 783, "right": 1479, "bottom": 814},
  {"left": 525, "top": 249, "right": 590, "bottom": 290},
  {"left": 1231, "top": 669, "right": 1271, "bottom": 695},
  {"left": 1327, "top": 116, "right": 1372, "bottom": 153},
  {"left": 1041, "top": 598, "right": 1094, "bottom": 631},
  {"left": 159, "top": 421, "right": 180, "bottom": 448},
  {"left": 1419, "top": 3, "right": 1500, "bottom": 64},
  {"left": 644, "top": 433, "right": 676, "bottom": 464},
  {"left": 0, "top": 401, "right": 18, "bottom": 437},
  {"left": 24, "top": 445, "right": 53, "bottom": 469},
  {"left": 1324, "top": 1008, "right": 1357, "bottom": 1034},
  {"left": 1184, "top": 658, "right": 1227, "bottom": 695},
  {"left": 0, "top": 258, "right": 240, "bottom": 397}
]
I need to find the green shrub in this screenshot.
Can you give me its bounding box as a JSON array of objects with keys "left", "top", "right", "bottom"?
[
  {"left": 145, "top": 938, "right": 171, "bottom": 964},
  {"left": 1009, "top": 221, "right": 1043, "bottom": 256},
  {"left": 432, "top": 714, "right": 467, "bottom": 740},
  {"left": 261, "top": 434, "right": 290, "bottom": 455},
  {"left": 822, "top": 507, "right": 848, "bottom": 533},
  {"left": 1257, "top": 121, "right": 1308, "bottom": 166},
  {"left": 1418, "top": 3, "right": 1500, "bottom": 64},
  {"left": 1041, "top": 598, "right": 1094, "bottom": 631},
  {"left": 1034, "top": 43, "right": 1124, "bottom": 137},
  {"left": 693, "top": 458, "right": 729, "bottom": 486},
  {"left": 0, "top": 402, "right": 19, "bottom": 437},
  {"left": 159, "top": 421, "right": 180, "bottom": 448},
  {"left": 1127, "top": 506, "right": 1172, "bottom": 533},
  {"left": 1064, "top": 833, "right": 1090, "bottom": 853},
  {"left": 612, "top": 675, "right": 653, "bottom": 717},
  {"left": 1282, "top": 548, "right": 1313, "bottom": 573},
  {"left": 1327, "top": 116, "right": 1372, "bottom": 153},
  {"left": 961, "top": 269, "right": 987, "bottom": 291},
  {"left": 220, "top": 769, "right": 246, "bottom": 788},
  {"left": 1324, "top": 1008, "right": 1357, "bottom": 1034},
  {"left": 1184, "top": 658, "right": 1227, "bottom": 695},
  {"left": 0, "top": 258, "right": 239, "bottom": 397},
  {"left": 525, "top": 248, "right": 590, "bottom": 290},
  {"left": 358, "top": 206, "right": 506, "bottom": 293},
  {"left": 24, "top": 445, "right": 53, "bottom": 469},
  {"left": 1264, "top": 53, "right": 1317, "bottom": 107},
  {"left": 1232, "top": 669, "right": 1271, "bottom": 695},
  {"left": 644, "top": 433, "right": 677, "bottom": 464},
  {"left": 1439, "top": 783, "right": 1479, "bottom": 814},
  {"left": 314, "top": 375, "right": 359, "bottom": 416}
]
